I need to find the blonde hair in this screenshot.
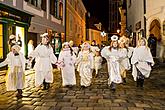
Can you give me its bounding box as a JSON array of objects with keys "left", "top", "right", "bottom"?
[
  {"left": 109, "top": 40, "right": 119, "bottom": 51},
  {"left": 137, "top": 37, "right": 148, "bottom": 48},
  {"left": 81, "top": 42, "right": 91, "bottom": 51},
  {"left": 62, "top": 42, "right": 70, "bottom": 50}
]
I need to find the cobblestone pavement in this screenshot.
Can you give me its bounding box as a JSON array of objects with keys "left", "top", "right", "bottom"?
[{"left": 0, "top": 63, "right": 165, "bottom": 110}]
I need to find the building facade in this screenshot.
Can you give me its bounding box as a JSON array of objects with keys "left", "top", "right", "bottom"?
[
  {"left": 0, "top": 0, "right": 65, "bottom": 58},
  {"left": 86, "top": 29, "right": 107, "bottom": 47},
  {"left": 108, "top": 0, "right": 121, "bottom": 35},
  {"left": 127, "top": 0, "right": 145, "bottom": 46},
  {"left": 66, "top": 0, "right": 86, "bottom": 46},
  {"left": 86, "top": 17, "right": 107, "bottom": 46},
  {"left": 127, "top": 0, "right": 165, "bottom": 59},
  {"left": 119, "top": 0, "right": 127, "bottom": 37}
]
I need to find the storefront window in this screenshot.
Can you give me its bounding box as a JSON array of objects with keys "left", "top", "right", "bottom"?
[
  {"left": 16, "top": 26, "right": 25, "bottom": 55},
  {"left": 0, "top": 24, "right": 3, "bottom": 59}
]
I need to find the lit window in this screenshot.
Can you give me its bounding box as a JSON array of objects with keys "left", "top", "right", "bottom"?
[{"left": 0, "top": 24, "right": 3, "bottom": 59}]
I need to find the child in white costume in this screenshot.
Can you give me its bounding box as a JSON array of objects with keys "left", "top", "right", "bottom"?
[
  {"left": 29, "top": 33, "right": 57, "bottom": 90},
  {"left": 94, "top": 49, "right": 102, "bottom": 77},
  {"left": 69, "top": 40, "right": 79, "bottom": 56},
  {"left": 57, "top": 42, "right": 77, "bottom": 87},
  {"left": 76, "top": 42, "right": 94, "bottom": 88},
  {"left": 0, "top": 45, "right": 26, "bottom": 98},
  {"left": 118, "top": 41, "right": 131, "bottom": 84},
  {"left": 131, "top": 37, "right": 154, "bottom": 88},
  {"left": 101, "top": 35, "right": 126, "bottom": 91}
]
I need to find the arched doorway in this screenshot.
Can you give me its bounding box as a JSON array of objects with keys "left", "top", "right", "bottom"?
[
  {"left": 148, "top": 19, "right": 161, "bottom": 57},
  {"left": 149, "top": 19, "right": 161, "bottom": 40}
]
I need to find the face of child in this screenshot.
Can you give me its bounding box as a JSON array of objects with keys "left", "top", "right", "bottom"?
[
  {"left": 64, "top": 45, "right": 69, "bottom": 49},
  {"left": 42, "top": 36, "right": 49, "bottom": 45},
  {"left": 92, "top": 41, "right": 95, "bottom": 45},
  {"left": 11, "top": 48, "right": 17, "bottom": 54},
  {"left": 140, "top": 39, "right": 146, "bottom": 46},
  {"left": 96, "top": 51, "right": 100, "bottom": 56},
  {"left": 83, "top": 45, "right": 89, "bottom": 51},
  {"left": 112, "top": 41, "right": 118, "bottom": 48}
]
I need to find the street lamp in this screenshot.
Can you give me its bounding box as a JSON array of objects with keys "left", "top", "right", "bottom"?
[
  {"left": 101, "top": 31, "right": 106, "bottom": 37},
  {"left": 117, "top": 29, "right": 120, "bottom": 34}
]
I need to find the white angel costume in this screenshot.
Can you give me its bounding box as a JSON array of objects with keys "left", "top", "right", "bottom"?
[
  {"left": 29, "top": 44, "right": 57, "bottom": 87},
  {"left": 0, "top": 48, "right": 26, "bottom": 91},
  {"left": 91, "top": 45, "right": 100, "bottom": 56},
  {"left": 119, "top": 48, "right": 131, "bottom": 73},
  {"left": 72, "top": 47, "right": 79, "bottom": 56},
  {"left": 131, "top": 46, "right": 154, "bottom": 81},
  {"left": 58, "top": 48, "right": 77, "bottom": 86},
  {"left": 94, "top": 56, "right": 102, "bottom": 75},
  {"left": 76, "top": 50, "right": 94, "bottom": 87},
  {"left": 101, "top": 47, "right": 124, "bottom": 85}
]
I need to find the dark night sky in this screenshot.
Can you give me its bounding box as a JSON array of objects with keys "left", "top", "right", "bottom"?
[{"left": 82, "top": 0, "right": 109, "bottom": 31}]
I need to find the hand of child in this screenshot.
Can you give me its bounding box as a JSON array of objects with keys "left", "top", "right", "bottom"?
[{"left": 29, "top": 57, "right": 32, "bottom": 62}]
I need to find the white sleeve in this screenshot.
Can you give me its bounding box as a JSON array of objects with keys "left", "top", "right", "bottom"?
[
  {"left": 50, "top": 48, "right": 57, "bottom": 64},
  {"left": 58, "top": 51, "right": 64, "bottom": 63},
  {"left": 0, "top": 54, "right": 9, "bottom": 68},
  {"left": 76, "top": 51, "right": 82, "bottom": 65},
  {"left": 101, "top": 46, "right": 109, "bottom": 59},
  {"left": 72, "top": 52, "right": 77, "bottom": 64},
  {"left": 131, "top": 48, "right": 138, "bottom": 65},
  {"left": 90, "top": 53, "right": 94, "bottom": 69},
  {"left": 118, "top": 49, "right": 127, "bottom": 59},
  {"left": 28, "top": 45, "right": 40, "bottom": 59}
]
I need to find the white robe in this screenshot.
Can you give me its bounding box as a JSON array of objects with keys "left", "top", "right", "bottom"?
[
  {"left": 0, "top": 52, "right": 26, "bottom": 91},
  {"left": 101, "top": 46, "right": 111, "bottom": 72},
  {"left": 101, "top": 47, "right": 124, "bottom": 84},
  {"left": 29, "top": 44, "right": 57, "bottom": 87},
  {"left": 127, "top": 47, "right": 134, "bottom": 58},
  {"left": 119, "top": 48, "right": 131, "bottom": 71},
  {"left": 91, "top": 46, "right": 100, "bottom": 56},
  {"left": 94, "top": 56, "right": 102, "bottom": 74},
  {"left": 76, "top": 51, "right": 94, "bottom": 87},
  {"left": 71, "top": 47, "right": 79, "bottom": 56},
  {"left": 58, "top": 50, "right": 76, "bottom": 86},
  {"left": 131, "top": 46, "right": 154, "bottom": 81}
]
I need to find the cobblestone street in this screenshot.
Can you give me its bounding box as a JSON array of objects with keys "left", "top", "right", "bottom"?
[{"left": 0, "top": 63, "right": 165, "bottom": 110}]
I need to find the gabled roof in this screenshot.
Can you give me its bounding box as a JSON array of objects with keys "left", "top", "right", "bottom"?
[{"left": 86, "top": 16, "right": 106, "bottom": 31}]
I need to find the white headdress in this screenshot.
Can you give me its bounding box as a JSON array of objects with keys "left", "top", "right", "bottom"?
[
  {"left": 81, "top": 42, "right": 90, "bottom": 49},
  {"left": 12, "top": 45, "right": 21, "bottom": 52},
  {"left": 95, "top": 48, "right": 100, "bottom": 52},
  {"left": 9, "top": 35, "right": 16, "bottom": 39},
  {"left": 62, "top": 42, "right": 69, "bottom": 47},
  {"left": 40, "top": 33, "right": 48, "bottom": 37},
  {"left": 111, "top": 35, "right": 118, "bottom": 41}
]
